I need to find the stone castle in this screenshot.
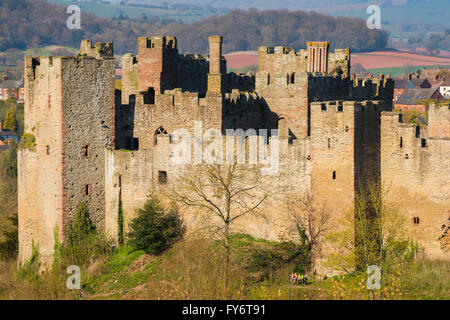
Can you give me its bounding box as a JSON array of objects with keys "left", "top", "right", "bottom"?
[{"left": 18, "top": 36, "right": 450, "bottom": 266}]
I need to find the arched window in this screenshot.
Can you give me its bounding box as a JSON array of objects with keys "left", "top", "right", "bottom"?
[{"left": 154, "top": 127, "right": 168, "bottom": 146}]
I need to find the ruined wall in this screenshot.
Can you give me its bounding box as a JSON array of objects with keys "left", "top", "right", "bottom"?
[
  {"left": 80, "top": 40, "right": 113, "bottom": 59},
  {"left": 137, "top": 36, "right": 178, "bottom": 93},
  {"left": 121, "top": 54, "right": 138, "bottom": 105},
  {"left": 105, "top": 130, "right": 312, "bottom": 245},
  {"left": 255, "top": 70, "right": 309, "bottom": 138},
  {"left": 19, "top": 57, "right": 65, "bottom": 264},
  {"left": 61, "top": 56, "right": 116, "bottom": 230},
  {"left": 178, "top": 54, "right": 209, "bottom": 93},
  {"left": 222, "top": 90, "right": 275, "bottom": 133},
  {"left": 125, "top": 90, "right": 223, "bottom": 150},
  {"left": 381, "top": 109, "right": 450, "bottom": 259},
  {"left": 19, "top": 50, "right": 115, "bottom": 264},
  {"left": 224, "top": 73, "right": 255, "bottom": 93},
  {"left": 428, "top": 104, "right": 450, "bottom": 138}
]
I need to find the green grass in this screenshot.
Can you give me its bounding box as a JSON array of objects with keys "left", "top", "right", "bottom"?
[
  {"left": 367, "top": 65, "right": 450, "bottom": 77},
  {"left": 1, "top": 234, "right": 448, "bottom": 300}
]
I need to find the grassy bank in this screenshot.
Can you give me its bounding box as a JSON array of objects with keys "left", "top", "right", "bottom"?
[{"left": 0, "top": 234, "right": 448, "bottom": 300}]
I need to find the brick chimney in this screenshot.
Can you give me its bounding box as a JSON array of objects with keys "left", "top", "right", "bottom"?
[
  {"left": 307, "top": 41, "right": 330, "bottom": 73},
  {"left": 207, "top": 36, "right": 224, "bottom": 93}
]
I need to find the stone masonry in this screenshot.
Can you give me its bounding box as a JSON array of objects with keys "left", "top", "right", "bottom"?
[{"left": 18, "top": 36, "right": 450, "bottom": 267}]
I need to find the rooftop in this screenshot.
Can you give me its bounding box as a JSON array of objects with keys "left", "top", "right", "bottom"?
[{"left": 396, "top": 88, "right": 440, "bottom": 105}]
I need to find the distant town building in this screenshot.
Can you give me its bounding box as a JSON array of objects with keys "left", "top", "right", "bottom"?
[
  {"left": 439, "top": 79, "right": 450, "bottom": 98},
  {"left": 393, "top": 73, "right": 433, "bottom": 102},
  {"left": 0, "top": 74, "right": 24, "bottom": 102},
  {"left": 395, "top": 87, "right": 443, "bottom": 112}
]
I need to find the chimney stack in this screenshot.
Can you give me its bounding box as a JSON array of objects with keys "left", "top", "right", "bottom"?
[
  {"left": 207, "top": 36, "right": 224, "bottom": 93},
  {"left": 307, "top": 41, "right": 330, "bottom": 73}
]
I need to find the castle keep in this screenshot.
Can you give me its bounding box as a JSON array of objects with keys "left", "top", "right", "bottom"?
[{"left": 18, "top": 37, "right": 450, "bottom": 266}]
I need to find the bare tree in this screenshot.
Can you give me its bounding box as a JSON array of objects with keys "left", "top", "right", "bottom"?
[
  {"left": 168, "top": 162, "right": 267, "bottom": 289},
  {"left": 287, "top": 193, "right": 331, "bottom": 273}
]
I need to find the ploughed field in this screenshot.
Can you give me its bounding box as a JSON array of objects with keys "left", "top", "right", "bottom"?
[{"left": 225, "top": 50, "right": 450, "bottom": 72}]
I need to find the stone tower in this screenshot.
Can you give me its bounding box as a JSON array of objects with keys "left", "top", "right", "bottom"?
[
  {"left": 18, "top": 42, "right": 116, "bottom": 264},
  {"left": 137, "top": 36, "right": 178, "bottom": 94}
]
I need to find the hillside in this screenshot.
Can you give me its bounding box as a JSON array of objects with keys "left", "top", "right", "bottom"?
[
  {"left": 133, "top": 0, "right": 450, "bottom": 39},
  {"left": 0, "top": 0, "right": 388, "bottom": 56}
]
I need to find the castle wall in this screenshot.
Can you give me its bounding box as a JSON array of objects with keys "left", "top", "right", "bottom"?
[
  {"left": 137, "top": 36, "right": 178, "bottom": 94},
  {"left": 121, "top": 54, "right": 138, "bottom": 105},
  {"left": 60, "top": 56, "right": 116, "bottom": 230},
  {"left": 19, "top": 52, "right": 115, "bottom": 264},
  {"left": 122, "top": 90, "right": 223, "bottom": 150},
  {"left": 178, "top": 54, "right": 209, "bottom": 93},
  {"left": 428, "top": 104, "right": 450, "bottom": 138},
  {"left": 381, "top": 110, "right": 450, "bottom": 259},
  {"left": 105, "top": 133, "right": 312, "bottom": 245},
  {"left": 255, "top": 70, "right": 309, "bottom": 138},
  {"left": 19, "top": 35, "right": 449, "bottom": 269},
  {"left": 19, "top": 57, "right": 65, "bottom": 264}
]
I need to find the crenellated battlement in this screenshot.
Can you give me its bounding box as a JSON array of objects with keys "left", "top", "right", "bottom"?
[
  {"left": 80, "top": 40, "right": 113, "bottom": 58},
  {"left": 137, "top": 36, "right": 177, "bottom": 51},
  {"left": 21, "top": 36, "right": 450, "bottom": 268},
  {"left": 137, "top": 88, "right": 207, "bottom": 108}
]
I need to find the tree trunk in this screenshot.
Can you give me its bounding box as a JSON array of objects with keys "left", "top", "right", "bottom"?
[{"left": 224, "top": 220, "right": 230, "bottom": 296}]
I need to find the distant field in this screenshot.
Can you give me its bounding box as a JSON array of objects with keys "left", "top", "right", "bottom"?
[
  {"left": 225, "top": 50, "right": 450, "bottom": 74},
  {"left": 0, "top": 45, "right": 79, "bottom": 79},
  {"left": 351, "top": 51, "right": 450, "bottom": 69},
  {"left": 43, "top": 0, "right": 216, "bottom": 22},
  {"left": 367, "top": 65, "right": 450, "bottom": 77}
]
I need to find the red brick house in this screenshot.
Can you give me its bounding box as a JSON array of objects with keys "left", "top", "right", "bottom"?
[{"left": 395, "top": 88, "right": 444, "bottom": 112}]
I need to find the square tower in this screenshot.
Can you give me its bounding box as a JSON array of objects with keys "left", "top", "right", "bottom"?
[{"left": 18, "top": 45, "right": 116, "bottom": 264}]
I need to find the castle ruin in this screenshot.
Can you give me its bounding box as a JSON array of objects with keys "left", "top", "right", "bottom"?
[{"left": 18, "top": 36, "right": 450, "bottom": 267}]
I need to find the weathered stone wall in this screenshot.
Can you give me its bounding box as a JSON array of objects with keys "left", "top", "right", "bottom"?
[
  {"left": 178, "top": 54, "right": 209, "bottom": 93},
  {"left": 19, "top": 56, "right": 65, "bottom": 264},
  {"left": 19, "top": 35, "right": 450, "bottom": 267},
  {"left": 381, "top": 110, "right": 450, "bottom": 259},
  {"left": 428, "top": 104, "right": 450, "bottom": 138},
  {"left": 124, "top": 90, "right": 223, "bottom": 150},
  {"left": 60, "top": 56, "right": 116, "bottom": 230},
  {"left": 255, "top": 70, "right": 309, "bottom": 138},
  {"left": 121, "top": 54, "right": 138, "bottom": 105},
  {"left": 19, "top": 50, "right": 115, "bottom": 264},
  {"left": 105, "top": 131, "right": 312, "bottom": 245},
  {"left": 224, "top": 73, "right": 255, "bottom": 93},
  {"left": 137, "top": 36, "right": 178, "bottom": 93}
]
